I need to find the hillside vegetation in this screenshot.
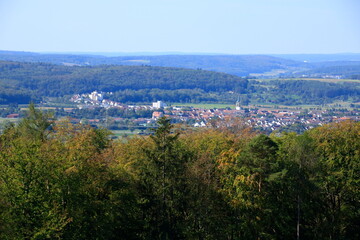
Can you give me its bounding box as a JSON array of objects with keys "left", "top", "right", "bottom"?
[
  {"left": 0, "top": 107, "right": 359, "bottom": 239},
  {"left": 288, "top": 65, "right": 360, "bottom": 79},
  {"left": 0, "top": 61, "right": 248, "bottom": 104},
  {"left": 0, "top": 51, "right": 306, "bottom": 76},
  {"left": 2, "top": 51, "right": 360, "bottom": 79},
  {"left": 1, "top": 60, "right": 360, "bottom": 105}
]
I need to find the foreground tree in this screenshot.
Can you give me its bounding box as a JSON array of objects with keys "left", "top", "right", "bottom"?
[
  {"left": 0, "top": 106, "right": 141, "bottom": 239},
  {"left": 0, "top": 105, "right": 67, "bottom": 239},
  {"left": 137, "top": 117, "right": 191, "bottom": 239},
  {"left": 309, "top": 121, "right": 360, "bottom": 239},
  {"left": 1, "top": 106, "right": 359, "bottom": 239}
]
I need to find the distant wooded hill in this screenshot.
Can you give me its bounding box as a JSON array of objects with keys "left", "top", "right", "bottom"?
[
  {"left": 0, "top": 51, "right": 304, "bottom": 76},
  {"left": 271, "top": 53, "right": 360, "bottom": 62},
  {"left": 286, "top": 65, "right": 360, "bottom": 79},
  {"left": 0, "top": 61, "right": 248, "bottom": 104},
  {"left": 2, "top": 51, "right": 360, "bottom": 78},
  {"left": 1, "top": 60, "right": 360, "bottom": 105}
]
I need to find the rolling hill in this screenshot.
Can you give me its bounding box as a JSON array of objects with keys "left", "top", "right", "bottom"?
[
  {"left": 0, "top": 51, "right": 307, "bottom": 77},
  {"left": 0, "top": 61, "right": 248, "bottom": 104}
]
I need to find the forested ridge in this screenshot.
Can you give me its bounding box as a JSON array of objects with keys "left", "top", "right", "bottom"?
[
  {"left": 0, "top": 51, "right": 306, "bottom": 76},
  {"left": 2, "top": 51, "right": 360, "bottom": 79},
  {"left": 0, "top": 106, "right": 359, "bottom": 239},
  {"left": 0, "top": 61, "right": 248, "bottom": 104},
  {"left": 2, "top": 60, "right": 360, "bottom": 105},
  {"left": 251, "top": 79, "right": 360, "bottom": 105},
  {"left": 288, "top": 65, "right": 360, "bottom": 79}
]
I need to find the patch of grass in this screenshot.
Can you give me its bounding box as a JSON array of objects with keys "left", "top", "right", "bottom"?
[
  {"left": 250, "top": 100, "right": 355, "bottom": 111},
  {"left": 169, "top": 103, "right": 235, "bottom": 109},
  {"left": 255, "top": 78, "right": 360, "bottom": 84},
  {"left": 0, "top": 118, "right": 19, "bottom": 133},
  {"left": 111, "top": 130, "right": 136, "bottom": 136},
  {"left": 0, "top": 118, "right": 19, "bottom": 124}
]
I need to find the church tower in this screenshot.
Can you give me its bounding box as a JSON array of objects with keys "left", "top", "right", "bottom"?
[{"left": 235, "top": 95, "right": 241, "bottom": 110}]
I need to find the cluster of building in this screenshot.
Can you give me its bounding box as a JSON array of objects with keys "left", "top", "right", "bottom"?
[
  {"left": 69, "top": 91, "right": 359, "bottom": 132},
  {"left": 153, "top": 106, "right": 359, "bottom": 131},
  {"left": 70, "top": 92, "right": 168, "bottom": 110},
  {"left": 70, "top": 91, "right": 123, "bottom": 108}
]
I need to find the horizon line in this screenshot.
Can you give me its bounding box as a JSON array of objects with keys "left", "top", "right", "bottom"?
[{"left": 1, "top": 49, "right": 360, "bottom": 57}]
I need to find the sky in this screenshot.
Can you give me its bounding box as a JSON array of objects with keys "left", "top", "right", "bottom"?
[{"left": 0, "top": 0, "right": 359, "bottom": 54}]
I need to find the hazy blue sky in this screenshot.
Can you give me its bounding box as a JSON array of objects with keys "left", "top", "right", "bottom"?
[{"left": 0, "top": 0, "right": 359, "bottom": 54}]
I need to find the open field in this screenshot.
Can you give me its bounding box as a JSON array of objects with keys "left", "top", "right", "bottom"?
[
  {"left": 255, "top": 78, "right": 360, "bottom": 84},
  {"left": 111, "top": 129, "right": 137, "bottom": 136},
  {"left": 0, "top": 118, "right": 19, "bottom": 133},
  {"left": 170, "top": 103, "right": 235, "bottom": 109},
  {"left": 170, "top": 101, "right": 357, "bottom": 111},
  {"left": 0, "top": 117, "right": 19, "bottom": 124},
  {"left": 110, "top": 129, "right": 149, "bottom": 136},
  {"left": 249, "top": 100, "right": 358, "bottom": 110},
  {"left": 109, "top": 129, "right": 149, "bottom": 141}
]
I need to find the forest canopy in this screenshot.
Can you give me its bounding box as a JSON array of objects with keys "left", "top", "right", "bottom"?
[
  {"left": 0, "top": 106, "right": 359, "bottom": 239},
  {"left": 0, "top": 61, "right": 248, "bottom": 104},
  {"left": 1, "top": 61, "right": 360, "bottom": 105}
]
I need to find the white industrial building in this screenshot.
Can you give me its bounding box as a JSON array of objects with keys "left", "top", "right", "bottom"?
[
  {"left": 152, "top": 101, "right": 167, "bottom": 109},
  {"left": 89, "top": 91, "right": 103, "bottom": 101}
]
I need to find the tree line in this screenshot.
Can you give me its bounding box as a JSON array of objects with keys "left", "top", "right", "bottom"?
[
  {"left": 0, "top": 51, "right": 306, "bottom": 76},
  {"left": 0, "top": 105, "right": 358, "bottom": 239},
  {"left": 250, "top": 80, "right": 360, "bottom": 105},
  {"left": 288, "top": 65, "right": 360, "bottom": 79},
  {"left": 2, "top": 61, "right": 360, "bottom": 105},
  {"left": 0, "top": 61, "right": 248, "bottom": 104}
]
